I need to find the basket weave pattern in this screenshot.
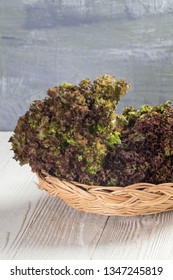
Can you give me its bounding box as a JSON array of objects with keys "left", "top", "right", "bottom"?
[{"left": 36, "top": 171, "right": 173, "bottom": 216}]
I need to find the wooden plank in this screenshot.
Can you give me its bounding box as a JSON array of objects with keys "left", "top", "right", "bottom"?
[{"left": 92, "top": 212, "right": 173, "bottom": 259}]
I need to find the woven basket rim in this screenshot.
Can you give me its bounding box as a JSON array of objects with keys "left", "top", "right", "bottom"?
[
  {"left": 38, "top": 170, "right": 173, "bottom": 188},
  {"left": 36, "top": 170, "right": 173, "bottom": 216}
]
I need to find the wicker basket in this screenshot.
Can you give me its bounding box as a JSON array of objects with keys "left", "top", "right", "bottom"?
[{"left": 36, "top": 171, "right": 173, "bottom": 216}]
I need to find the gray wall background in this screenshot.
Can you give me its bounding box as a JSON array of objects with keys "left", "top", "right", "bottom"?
[{"left": 1, "top": 0, "right": 173, "bottom": 131}]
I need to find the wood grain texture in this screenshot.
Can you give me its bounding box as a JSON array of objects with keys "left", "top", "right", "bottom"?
[
  {"left": 1, "top": 0, "right": 173, "bottom": 130},
  {"left": 0, "top": 132, "right": 173, "bottom": 260}
]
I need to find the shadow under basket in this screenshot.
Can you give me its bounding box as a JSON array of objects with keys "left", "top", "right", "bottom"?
[{"left": 36, "top": 171, "right": 173, "bottom": 216}]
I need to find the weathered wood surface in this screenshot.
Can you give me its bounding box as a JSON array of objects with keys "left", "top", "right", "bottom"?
[
  {"left": 1, "top": 0, "right": 173, "bottom": 130},
  {"left": 0, "top": 132, "right": 173, "bottom": 260}
]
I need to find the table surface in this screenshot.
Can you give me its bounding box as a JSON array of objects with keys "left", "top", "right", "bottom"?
[{"left": 1, "top": 132, "right": 173, "bottom": 260}]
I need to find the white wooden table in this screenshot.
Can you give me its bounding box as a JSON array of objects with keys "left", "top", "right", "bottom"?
[{"left": 1, "top": 132, "right": 173, "bottom": 260}]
